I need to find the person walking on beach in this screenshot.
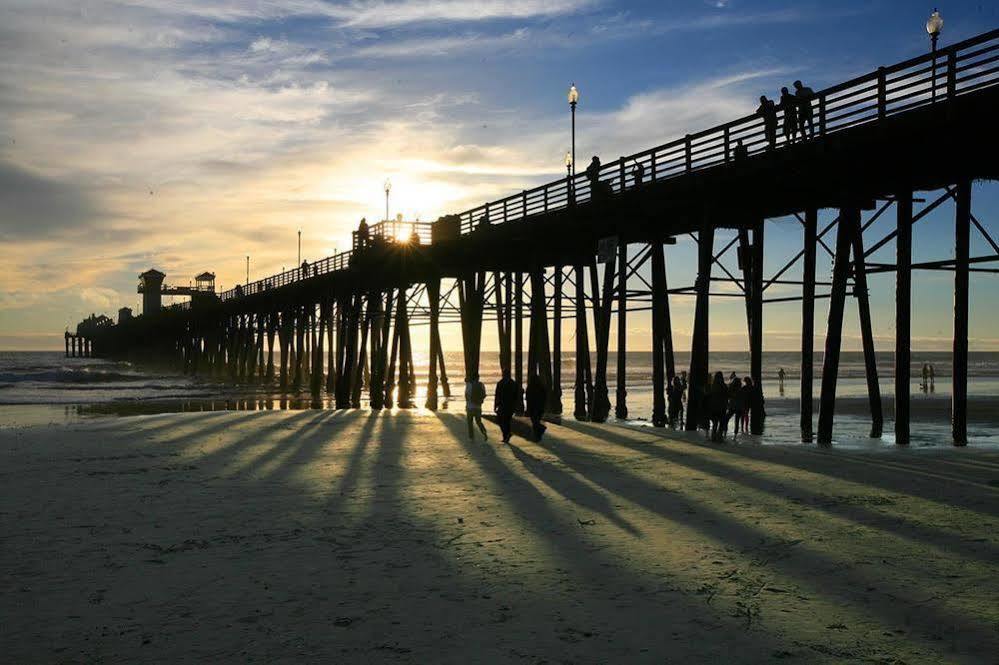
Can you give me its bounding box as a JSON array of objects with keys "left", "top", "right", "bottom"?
[
  {"left": 465, "top": 374, "right": 488, "bottom": 441},
  {"left": 778, "top": 367, "right": 786, "bottom": 395},
  {"left": 756, "top": 95, "right": 778, "bottom": 149},
  {"left": 779, "top": 87, "right": 798, "bottom": 145},
  {"left": 494, "top": 369, "right": 519, "bottom": 443},
  {"left": 708, "top": 372, "right": 729, "bottom": 442},
  {"left": 921, "top": 362, "right": 930, "bottom": 392},
  {"left": 525, "top": 374, "right": 547, "bottom": 441},
  {"left": 794, "top": 80, "right": 816, "bottom": 139}
]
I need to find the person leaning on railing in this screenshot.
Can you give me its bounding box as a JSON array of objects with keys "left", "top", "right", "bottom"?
[{"left": 756, "top": 95, "right": 778, "bottom": 150}]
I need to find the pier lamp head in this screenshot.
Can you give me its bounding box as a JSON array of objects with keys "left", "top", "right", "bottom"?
[
  {"left": 384, "top": 178, "right": 391, "bottom": 194},
  {"left": 565, "top": 151, "right": 573, "bottom": 168},
  {"left": 568, "top": 83, "right": 579, "bottom": 108},
  {"left": 926, "top": 9, "right": 943, "bottom": 39}
]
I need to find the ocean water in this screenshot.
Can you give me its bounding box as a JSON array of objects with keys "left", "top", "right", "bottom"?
[{"left": 2, "top": 350, "right": 998, "bottom": 449}]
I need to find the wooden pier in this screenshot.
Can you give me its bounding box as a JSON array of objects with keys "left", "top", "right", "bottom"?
[{"left": 79, "top": 29, "right": 999, "bottom": 446}]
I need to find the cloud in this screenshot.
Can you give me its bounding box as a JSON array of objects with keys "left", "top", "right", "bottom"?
[
  {"left": 330, "top": 0, "right": 598, "bottom": 28},
  {"left": 80, "top": 287, "right": 122, "bottom": 310},
  {"left": 0, "top": 162, "right": 102, "bottom": 240}
]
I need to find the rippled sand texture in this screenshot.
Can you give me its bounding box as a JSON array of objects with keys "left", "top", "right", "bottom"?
[{"left": 2, "top": 411, "right": 997, "bottom": 662}]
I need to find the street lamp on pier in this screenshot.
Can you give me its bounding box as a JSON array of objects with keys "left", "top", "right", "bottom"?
[
  {"left": 246, "top": 255, "right": 250, "bottom": 287},
  {"left": 384, "top": 178, "right": 392, "bottom": 222},
  {"left": 297, "top": 229, "right": 302, "bottom": 266},
  {"left": 926, "top": 9, "right": 944, "bottom": 101},
  {"left": 567, "top": 84, "right": 579, "bottom": 178}
]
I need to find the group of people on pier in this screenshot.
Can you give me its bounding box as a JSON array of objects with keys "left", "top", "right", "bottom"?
[{"left": 756, "top": 79, "right": 817, "bottom": 149}]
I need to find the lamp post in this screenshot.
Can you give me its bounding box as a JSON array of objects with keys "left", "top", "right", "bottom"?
[
  {"left": 297, "top": 229, "right": 302, "bottom": 266},
  {"left": 926, "top": 9, "right": 943, "bottom": 101},
  {"left": 565, "top": 150, "right": 574, "bottom": 204},
  {"left": 384, "top": 178, "right": 392, "bottom": 222},
  {"left": 567, "top": 84, "right": 578, "bottom": 178},
  {"left": 246, "top": 255, "right": 249, "bottom": 287}
]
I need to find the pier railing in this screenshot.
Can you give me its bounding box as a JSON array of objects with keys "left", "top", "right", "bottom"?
[{"left": 218, "top": 27, "right": 999, "bottom": 303}]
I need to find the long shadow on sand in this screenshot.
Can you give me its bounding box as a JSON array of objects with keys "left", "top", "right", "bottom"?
[{"left": 537, "top": 422, "right": 999, "bottom": 654}]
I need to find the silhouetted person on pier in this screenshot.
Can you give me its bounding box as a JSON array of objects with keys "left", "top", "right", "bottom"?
[
  {"left": 494, "top": 369, "right": 519, "bottom": 443},
  {"left": 525, "top": 374, "right": 547, "bottom": 441},
  {"left": 733, "top": 139, "right": 749, "bottom": 162},
  {"left": 794, "top": 80, "right": 816, "bottom": 139},
  {"left": 779, "top": 87, "right": 798, "bottom": 144},
  {"left": 756, "top": 95, "right": 778, "bottom": 149},
  {"left": 631, "top": 160, "right": 644, "bottom": 187},
  {"left": 586, "top": 156, "right": 610, "bottom": 200},
  {"left": 300, "top": 260, "right": 309, "bottom": 278},
  {"left": 465, "top": 374, "right": 488, "bottom": 441},
  {"left": 708, "top": 371, "right": 729, "bottom": 442},
  {"left": 477, "top": 211, "right": 490, "bottom": 231},
  {"left": 357, "top": 217, "right": 369, "bottom": 249}
]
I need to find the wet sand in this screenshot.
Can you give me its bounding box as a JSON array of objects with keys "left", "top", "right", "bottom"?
[{"left": 2, "top": 410, "right": 998, "bottom": 663}]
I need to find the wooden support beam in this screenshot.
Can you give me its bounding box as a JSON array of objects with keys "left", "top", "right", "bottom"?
[
  {"left": 895, "top": 192, "right": 912, "bottom": 445},
  {"left": 590, "top": 257, "right": 615, "bottom": 423},
  {"left": 801, "top": 208, "right": 817, "bottom": 441},
  {"left": 426, "top": 281, "right": 441, "bottom": 410},
  {"left": 384, "top": 297, "right": 401, "bottom": 409},
  {"left": 494, "top": 272, "right": 510, "bottom": 376},
  {"left": 336, "top": 295, "right": 359, "bottom": 409},
  {"left": 398, "top": 286, "right": 415, "bottom": 409},
  {"left": 650, "top": 239, "right": 667, "bottom": 426},
  {"left": 551, "top": 266, "right": 564, "bottom": 415},
  {"left": 750, "top": 219, "right": 765, "bottom": 435},
  {"left": 311, "top": 302, "right": 327, "bottom": 399},
  {"left": 528, "top": 269, "right": 555, "bottom": 410},
  {"left": 953, "top": 179, "right": 970, "bottom": 445},
  {"left": 266, "top": 311, "right": 276, "bottom": 382},
  {"left": 325, "top": 300, "right": 336, "bottom": 393},
  {"left": 458, "top": 271, "right": 486, "bottom": 385},
  {"left": 514, "top": 271, "right": 524, "bottom": 413},
  {"left": 851, "top": 217, "right": 883, "bottom": 438},
  {"left": 615, "top": 238, "right": 629, "bottom": 420},
  {"left": 818, "top": 208, "right": 858, "bottom": 445},
  {"left": 686, "top": 222, "right": 714, "bottom": 431},
  {"left": 351, "top": 297, "right": 371, "bottom": 408},
  {"left": 573, "top": 264, "right": 592, "bottom": 421},
  {"left": 368, "top": 291, "right": 388, "bottom": 409}
]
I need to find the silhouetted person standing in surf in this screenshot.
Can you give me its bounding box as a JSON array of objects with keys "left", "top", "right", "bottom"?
[{"left": 757, "top": 95, "right": 778, "bottom": 149}]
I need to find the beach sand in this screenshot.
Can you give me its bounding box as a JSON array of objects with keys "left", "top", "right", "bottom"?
[{"left": 2, "top": 409, "right": 998, "bottom": 663}]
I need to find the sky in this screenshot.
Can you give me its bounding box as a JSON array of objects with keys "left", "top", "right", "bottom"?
[{"left": 1, "top": 0, "right": 998, "bottom": 352}]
